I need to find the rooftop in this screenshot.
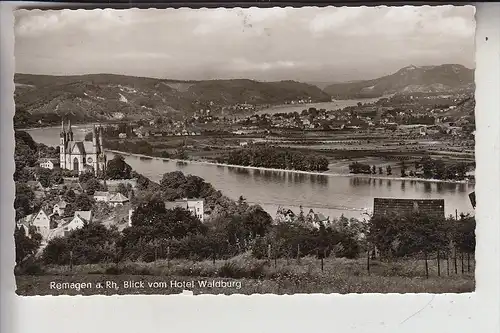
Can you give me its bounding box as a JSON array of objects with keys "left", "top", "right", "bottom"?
[
  {"left": 373, "top": 198, "right": 445, "bottom": 218},
  {"left": 74, "top": 210, "right": 92, "bottom": 222}
]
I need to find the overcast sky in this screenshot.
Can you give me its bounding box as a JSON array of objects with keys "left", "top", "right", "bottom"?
[{"left": 14, "top": 6, "right": 475, "bottom": 82}]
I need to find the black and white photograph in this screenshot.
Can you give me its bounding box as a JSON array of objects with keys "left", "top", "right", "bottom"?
[{"left": 12, "top": 5, "right": 477, "bottom": 295}]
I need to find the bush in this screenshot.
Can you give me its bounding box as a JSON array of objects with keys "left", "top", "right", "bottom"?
[
  {"left": 218, "top": 260, "right": 266, "bottom": 279},
  {"left": 14, "top": 259, "right": 45, "bottom": 276}
]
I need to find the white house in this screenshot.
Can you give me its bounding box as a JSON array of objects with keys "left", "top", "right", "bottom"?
[
  {"left": 39, "top": 158, "right": 60, "bottom": 170},
  {"left": 63, "top": 211, "right": 92, "bottom": 234},
  {"left": 17, "top": 209, "right": 51, "bottom": 239},
  {"left": 165, "top": 198, "right": 204, "bottom": 222},
  {"left": 53, "top": 200, "right": 68, "bottom": 216},
  {"left": 94, "top": 191, "right": 110, "bottom": 202}
]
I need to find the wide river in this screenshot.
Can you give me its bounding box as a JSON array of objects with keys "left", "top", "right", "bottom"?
[
  {"left": 26, "top": 125, "right": 475, "bottom": 220},
  {"left": 255, "top": 96, "right": 392, "bottom": 116}
]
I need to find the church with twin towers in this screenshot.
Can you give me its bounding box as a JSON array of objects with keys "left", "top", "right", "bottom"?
[{"left": 59, "top": 119, "right": 107, "bottom": 176}]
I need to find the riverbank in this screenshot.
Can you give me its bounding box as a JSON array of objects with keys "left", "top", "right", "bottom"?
[{"left": 106, "top": 149, "right": 474, "bottom": 185}]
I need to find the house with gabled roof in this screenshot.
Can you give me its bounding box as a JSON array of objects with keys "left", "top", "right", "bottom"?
[
  {"left": 16, "top": 209, "right": 51, "bottom": 239},
  {"left": 39, "top": 158, "right": 60, "bottom": 170},
  {"left": 306, "top": 209, "right": 330, "bottom": 228},
  {"left": 62, "top": 210, "right": 93, "bottom": 235},
  {"left": 53, "top": 200, "right": 68, "bottom": 216}
]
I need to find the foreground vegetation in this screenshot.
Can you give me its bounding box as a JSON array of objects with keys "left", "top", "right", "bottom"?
[{"left": 16, "top": 254, "right": 474, "bottom": 295}]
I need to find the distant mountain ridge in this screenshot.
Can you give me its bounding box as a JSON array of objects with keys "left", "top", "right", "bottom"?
[
  {"left": 324, "top": 64, "right": 474, "bottom": 99},
  {"left": 14, "top": 73, "right": 331, "bottom": 126}
]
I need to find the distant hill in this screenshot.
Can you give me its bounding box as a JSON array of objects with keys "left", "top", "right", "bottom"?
[
  {"left": 324, "top": 64, "right": 474, "bottom": 99},
  {"left": 14, "top": 73, "right": 331, "bottom": 127},
  {"left": 306, "top": 81, "right": 340, "bottom": 90}
]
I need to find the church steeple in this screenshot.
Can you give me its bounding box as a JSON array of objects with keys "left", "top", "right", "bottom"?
[
  {"left": 67, "top": 119, "right": 74, "bottom": 141},
  {"left": 98, "top": 126, "right": 104, "bottom": 153},
  {"left": 60, "top": 119, "right": 66, "bottom": 138}
]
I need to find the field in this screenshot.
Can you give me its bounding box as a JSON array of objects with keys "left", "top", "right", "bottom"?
[{"left": 16, "top": 254, "right": 475, "bottom": 295}]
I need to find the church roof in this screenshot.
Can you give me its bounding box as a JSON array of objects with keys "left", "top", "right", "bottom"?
[
  {"left": 67, "top": 141, "right": 83, "bottom": 154},
  {"left": 83, "top": 141, "right": 94, "bottom": 153},
  {"left": 67, "top": 141, "right": 95, "bottom": 155}
]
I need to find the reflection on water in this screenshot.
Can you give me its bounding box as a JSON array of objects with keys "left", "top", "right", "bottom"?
[
  {"left": 26, "top": 126, "right": 476, "bottom": 219},
  {"left": 250, "top": 168, "right": 328, "bottom": 187},
  {"left": 227, "top": 167, "right": 251, "bottom": 178}
]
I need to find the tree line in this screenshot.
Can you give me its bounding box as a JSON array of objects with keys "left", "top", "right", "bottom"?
[
  {"left": 217, "top": 145, "right": 329, "bottom": 172},
  {"left": 349, "top": 162, "right": 392, "bottom": 175},
  {"left": 349, "top": 156, "right": 471, "bottom": 181}
]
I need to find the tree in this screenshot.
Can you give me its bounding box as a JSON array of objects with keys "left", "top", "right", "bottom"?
[
  {"left": 42, "top": 223, "right": 121, "bottom": 265},
  {"left": 84, "top": 178, "right": 104, "bottom": 195},
  {"left": 63, "top": 189, "right": 76, "bottom": 203},
  {"left": 117, "top": 183, "right": 129, "bottom": 196},
  {"left": 63, "top": 203, "right": 76, "bottom": 218},
  {"left": 50, "top": 169, "right": 63, "bottom": 186},
  {"left": 386, "top": 165, "right": 392, "bottom": 175},
  {"left": 106, "top": 154, "right": 132, "bottom": 179},
  {"left": 241, "top": 205, "right": 273, "bottom": 239},
  {"left": 15, "top": 183, "right": 35, "bottom": 220},
  {"left": 36, "top": 167, "right": 53, "bottom": 188},
  {"left": 133, "top": 172, "right": 150, "bottom": 191},
  {"left": 456, "top": 162, "right": 469, "bottom": 180},
  {"left": 349, "top": 162, "right": 371, "bottom": 174},
  {"left": 421, "top": 156, "right": 434, "bottom": 178},
  {"left": 74, "top": 193, "right": 95, "bottom": 211},
  {"left": 14, "top": 226, "right": 42, "bottom": 264},
  {"left": 453, "top": 215, "right": 475, "bottom": 254},
  {"left": 434, "top": 160, "right": 446, "bottom": 179},
  {"left": 371, "top": 165, "right": 377, "bottom": 174},
  {"left": 368, "top": 212, "right": 450, "bottom": 259},
  {"left": 378, "top": 167, "right": 383, "bottom": 175},
  {"left": 400, "top": 161, "right": 407, "bottom": 177},
  {"left": 79, "top": 171, "right": 95, "bottom": 183}
]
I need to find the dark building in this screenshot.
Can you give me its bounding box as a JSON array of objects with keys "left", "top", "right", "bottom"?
[{"left": 373, "top": 198, "right": 445, "bottom": 218}]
